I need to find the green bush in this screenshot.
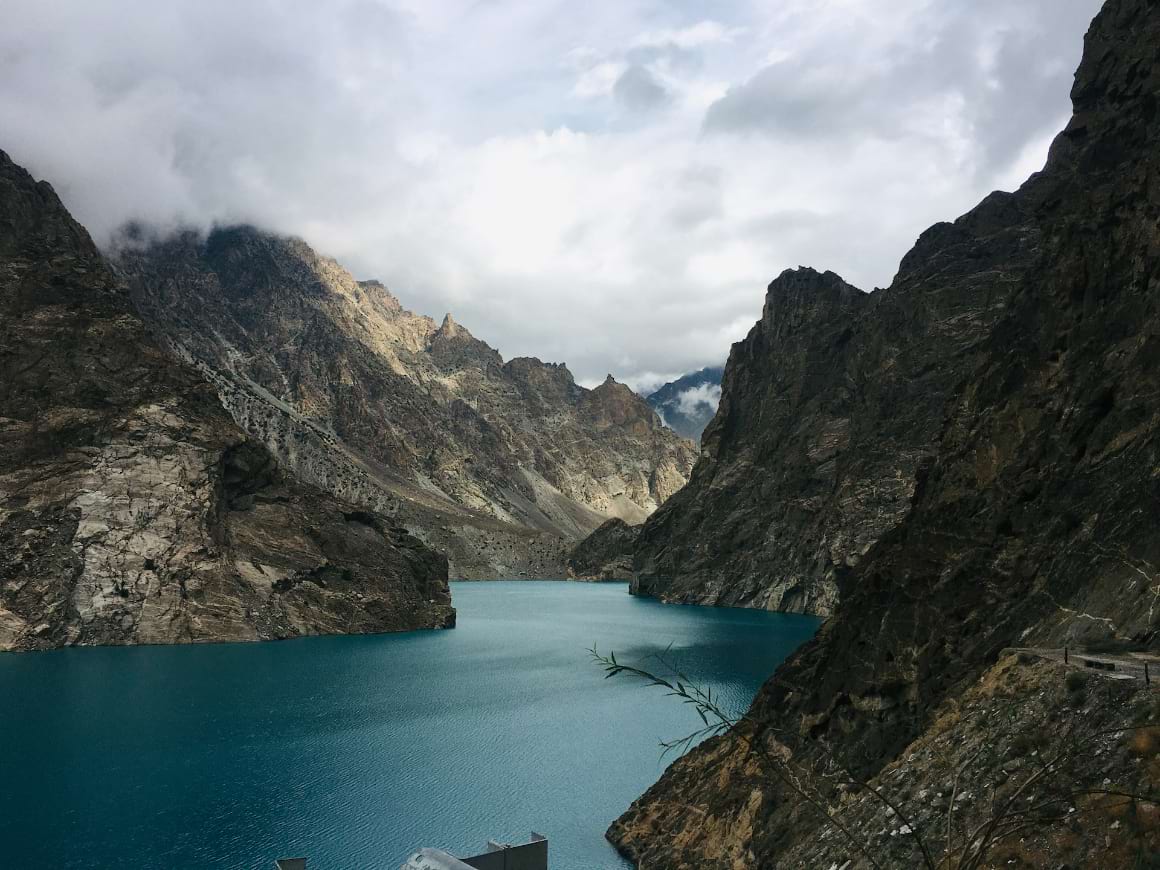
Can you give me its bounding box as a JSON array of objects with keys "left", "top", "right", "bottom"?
[{"left": 1065, "top": 671, "right": 1089, "bottom": 692}]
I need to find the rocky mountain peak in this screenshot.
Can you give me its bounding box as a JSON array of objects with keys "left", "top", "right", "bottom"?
[
  {"left": 0, "top": 150, "right": 104, "bottom": 271},
  {"left": 503, "top": 357, "right": 581, "bottom": 405},
  {"left": 0, "top": 151, "right": 454, "bottom": 651},
  {"left": 589, "top": 374, "right": 628, "bottom": 400},
  {"left": 357, "top": 278, "right": 404, "bottom": 313},
  {"left": 117, "top": 222, "right": 697, "bottom": 575},
  {"left": 428, "top": 310, "right": 503, "bottom": 371},
  {"left": 581, "top": 375, "right": 661, "bottom": 436},
  {"left": 761, "top": 266, "right": 866, "bottom": 339},
  {"left": 609, "top": 0, "right": 1160, "bottom": 864}
]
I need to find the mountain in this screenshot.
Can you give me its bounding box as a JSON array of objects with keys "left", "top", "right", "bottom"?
[
  {"left": 114, "top": 228, "right": 697, "bottom": 578},
  {"left": 646, "top": 366, "right": 724, "bottom": 443},
  {"left": 0, "top": 150, "right": 453, "bottom": 651},
  {"left": 566, "top": 517, "right": 638, "bottom": 581},
  {"left": 609, "top": 0, "right": 1160, "bottom": 865}
]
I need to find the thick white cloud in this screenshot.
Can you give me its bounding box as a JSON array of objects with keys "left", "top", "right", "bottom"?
[
  {"left": 675, "top": 383, "right": 723, "bottom": 416},
  {"left": 0, "top": 0, "right": 1102, "bottom": 387}
]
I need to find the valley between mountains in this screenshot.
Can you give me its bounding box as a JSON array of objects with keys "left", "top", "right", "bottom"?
[
  {"left": 0, "top": 151, "right": 693, "bottom": 649},
  {"left": 116, "top": 225, "right": 697, "bottom": 581},
  {"left": 1, "top": 0, "right": 1158, "bottom": 865}
]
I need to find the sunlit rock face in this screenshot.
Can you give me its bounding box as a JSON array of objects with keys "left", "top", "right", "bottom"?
[
  {"left": 0, "top": 150, "right": 453, "bottom": 651},
  {"left": 611, "top": 0, "right": 1160, "bottom": 865},
  {"left": 116, "top": 226, "right": 696, "bottom": 579}
]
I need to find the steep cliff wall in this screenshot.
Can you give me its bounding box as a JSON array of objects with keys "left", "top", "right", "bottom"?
[
  {"left": 610, "top": 0, "right": 1160, "bottom": 864},
  {"left": 116, "top": 229, "right": 696, "bottom": 578},
  {"left": 0, "top": 150, "right": 453, "bottom": 650},
  {"left": 632, "top": 189, "right": 1046, "bottom": 617},
  {"left": 567, "top": 518, "right": 639, "bottom": 581}
]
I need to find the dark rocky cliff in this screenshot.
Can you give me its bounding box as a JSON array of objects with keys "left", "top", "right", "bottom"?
[
  {"left": 631, "top": 189, "right": 1047, "bottom": 617},
  {"left": 0, "top": 151, "right": 453, "bottom": 650},
  {"left": 610, "top": 0, "right": 1160, "bottom": 864},
  {"left": 115, "top": 228, "right": 696, "bottom": 579},
  {"left": 567, "top": 518, "right": 638, "bottom": 581}
]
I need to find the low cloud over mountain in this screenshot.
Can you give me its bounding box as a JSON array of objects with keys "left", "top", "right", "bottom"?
[{"left": 1, "top": 0, "right": 1101, "bottom": 386}]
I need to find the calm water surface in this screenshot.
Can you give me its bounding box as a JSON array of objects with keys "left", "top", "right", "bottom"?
[{"left": 0, "top": 581, "right": 820, "bottom": 869}]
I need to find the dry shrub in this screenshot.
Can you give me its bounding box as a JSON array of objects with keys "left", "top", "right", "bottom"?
[
  {"left": 984, "top": 838, "right": 1037, "bottom": 868},
  {"left": 932, "top": 705, "right": 962, "bottom": 734},
  {"left": 1129, "top": 726, "right": 1160, "bottom": 758}
]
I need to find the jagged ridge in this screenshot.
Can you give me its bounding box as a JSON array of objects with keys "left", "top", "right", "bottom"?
[
  {"left": 0, "top": 151, "right": 454, "bottom": 650},
  {"left": 115, "top": 227, "right": 697, "bottom": 578},
  {"left": 609, "top": 0, "right": 1160, "bottom": 865}
]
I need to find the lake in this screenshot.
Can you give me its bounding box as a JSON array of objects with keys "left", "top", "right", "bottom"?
[{"left": 0, "top": 581, "right": 820, "bottom": 869}]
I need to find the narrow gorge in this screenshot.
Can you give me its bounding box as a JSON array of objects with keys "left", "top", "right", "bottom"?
[{"left": 1, "top": 0, "right": 1156, "bottom": 866}]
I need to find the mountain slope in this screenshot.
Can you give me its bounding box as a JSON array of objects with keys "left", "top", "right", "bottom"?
[
  {"left": 646, "top": 366, "right": 724, "bottom": 442},
  {"left": 566, "top": 517, "right": 638, "bottom": 580},
  {"left": 609, "top": 0, "right": 1160, "bottom": 864},
  {"left": 115, "top": 228, "right": 696, "bottom": 578},
  {"left": 631, "top": 212, "right": 1042, "bottom": 616},
  {"left": 0, "top": 150, "right": 453, "bottom": 651}
]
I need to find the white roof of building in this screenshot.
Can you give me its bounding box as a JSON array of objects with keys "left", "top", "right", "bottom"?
[{"left": 400, "top": 847, "right": 476, "bottom": 870}]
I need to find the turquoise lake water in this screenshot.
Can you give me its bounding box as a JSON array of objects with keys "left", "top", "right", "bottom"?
[{"left": 0, "top": 581, "right": 820, "bottom": 869}]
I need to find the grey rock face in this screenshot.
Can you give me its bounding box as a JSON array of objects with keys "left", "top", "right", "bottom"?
[
  {"left": 567, "top": 518, "right": 639, "bottom": 581},
  {"left": 115, "top": 228, "right": 697, "bottom": 579},
  {"left": 610, "top": 0, "right": 1160, "bottom": 865},
  {"left": 0, "top": 151, "right": 453, "bottom": 651},
  {"left": 631, "top": 208, "right": 1038, "bottom": 617}
]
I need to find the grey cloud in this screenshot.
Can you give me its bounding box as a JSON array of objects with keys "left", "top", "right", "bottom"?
[
  {"left": 668, "top": 165, "right": 724, "bottom": 229},
  {"left": 0, "top": 0, "right": 1107, "bottom": 389},
  {"left": 704, "top": 63, "right": 871, "bottom": 139},
  {"left": 625, "top": 43, "right": 704, "bottom": 73},
  {"left": 613, "top": 64, "right": 670, "bottom": 112},
  {"left": 0, "top": 0, "right": 413, "bottom": 242},
  {"left": 969, "top": 12, "right": 1098, "bottom": 172},
  {"left": 703, "top": 0, "right": 1103, "bottom": 175},
  {"left": 674, "top": 383, "right": 721, "bottom": 415}
]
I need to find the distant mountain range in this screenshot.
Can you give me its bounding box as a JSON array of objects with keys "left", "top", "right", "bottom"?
[
  {"left": 115, "top": 225, "right": 696, "bottom": 580},
  {"left": 645, "top": 366, "right": 724, "bottom": 443}
]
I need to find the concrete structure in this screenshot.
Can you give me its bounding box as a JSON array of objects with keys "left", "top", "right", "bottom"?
[
  {"left": 276, "top": 832, "right": 548, "bottom": 869},
  {"left": 402, "top": 833, "right": 548, "bottom": 870}
]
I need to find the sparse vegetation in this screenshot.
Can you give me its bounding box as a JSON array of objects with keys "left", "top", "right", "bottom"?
[
  {"left": 1065, "top": 670, "right": 1090, "bottom": 705},
  {"left": 593, "top": 646, "right": 1160, "bottom": 870},
  {"left": 1065, "top": 671, "right": 1089, "bottom": 692}
]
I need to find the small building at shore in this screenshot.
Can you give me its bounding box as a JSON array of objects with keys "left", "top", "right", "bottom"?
[{"left": 401, "top": 833, "right": 548, "bottom": 870}]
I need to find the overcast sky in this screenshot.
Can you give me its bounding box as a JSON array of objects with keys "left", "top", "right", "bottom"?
[{"left": 2, "top": 0, "right": 1102, "bottom": 390}]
